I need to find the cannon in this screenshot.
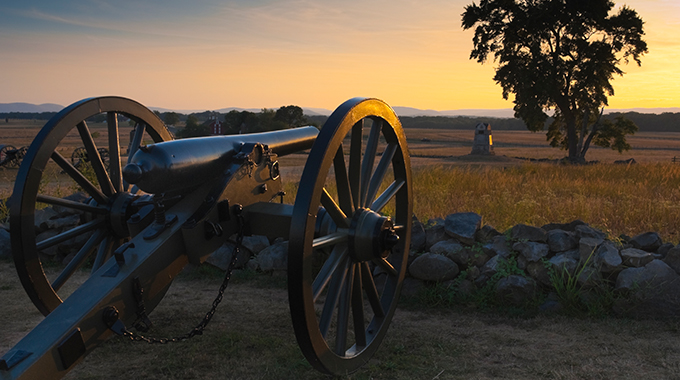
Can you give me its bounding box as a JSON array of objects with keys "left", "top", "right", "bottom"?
[
  {"left": 0, "top": 145, "right": 28, "bottom": 168},
  {"left": 1, "top": 96, "right": 412, "bottom": 378}
]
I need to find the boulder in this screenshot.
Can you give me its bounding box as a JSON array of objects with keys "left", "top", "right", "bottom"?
[
  {"left": 541, "top": 220, "right": 587, "bottom": 232},
  {"left": 206, "top": 241, "right": 253, "bottom": 270},
  {"left": 0, "top": 228, "right": 10, "bottom": 259},
  {"left": 444, "top": 212, "right": 482, "bottom": 245},
  {"left": 548, "top": 253, "right": 579, "bottom": 276},
  {"left": 475, "top": 254, "right": 504, "bottom": 286},
  {"left": 34, "top": 207, "right": 59, "bottom": 233},
  {"left": 36, "top": 230, "right": 60, "bottom": 256},
  {"left": 657, "top": 243, "right": 674, "bottom": 258},
  {"left": 253, "top": 241, "right": 288, "bottom": 272},
  {"left": 430, "top": 239, "right": 465, "bottom": 265},
  {"left": 629, "top": 232, "right": 663, "bottom": 252},
  {"left": 475, "top": 225, "right": 500, "bottom": 244},
  {"left": 45, "top": 214, "right": 81, "bottom": 230},
  {"left": 663, "top": 245, "right": 680, "bottom": 274},
  {"left": 577, "top": 266, "right": 602, "bottom": 289},
  {"left": 615, "top": 259, "right": 679, "bottom": 291},
  {"left": 408, "top": 253, "right": 459, "bottom": 282},
  {"left": 52, "top": 192, "right": 89, "bottom": 215},
  {"left": 547, "top": 229, "right": 578, "bottom": 253},
  {"left": 579, "top": 237, "right": 603, "bottom": 264},
  {"left": 509, "top": 224, "right": 547, "bottom": 243},
  {"left": 594, "top": 242, "right": 622, "bottom": 273},
  {"left": 410, "top": 216, "right": 427, "bottom": 252},
  {"left": 620, "top": 247, "right": 654, "bottom": 268},
  {"left": 241, "top": 235, "right": 270, "bottom": 256},
  {"left": 512, "top": 241, "right": 549, "bottom": 262},
  {"left": 400, "top": 277, "right": 426, "bottom": 298},
  {"left": 495, "top": 275, "right": 537, "bottom": 306},
  {"left": 482, "top": 235, "right": 512, "bottom": 259},
  {"left": 526, "top": 261, "right": 551, "bottom": 287},
  {"left": 425, "top": 221, "right": 447, "bottom": 250},
  {"left": 574, "top": 225, "right": 607, "bottom": 241}
]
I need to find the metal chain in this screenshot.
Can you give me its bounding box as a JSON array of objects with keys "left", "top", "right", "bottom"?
[{"left": 121, "top": 210, "right": 245, "bottom": 344}]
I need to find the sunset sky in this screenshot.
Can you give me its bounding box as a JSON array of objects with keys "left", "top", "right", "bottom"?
[{"left": 1, "top": 0, "right": 678, "bottom": 112}]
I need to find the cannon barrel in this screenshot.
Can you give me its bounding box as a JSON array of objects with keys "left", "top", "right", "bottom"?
[{"left": 123, "top": 126, "right": 318, "bottom": 194}]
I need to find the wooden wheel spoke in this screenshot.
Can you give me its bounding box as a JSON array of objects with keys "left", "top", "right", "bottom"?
[
  {"left": 319, "top": 256, "right": 350, "bottom": 338},
  {"left": 313, "top": 246, "right": 347, "bottom": 302},
  {"left": 36, "top": 219, "right": 104, "bottom": 251},
  {"left": 335, "top": 264, "right": 355, "bottom": 355},
  {"left": 51, "top": 229, "right": 106, "bottom": 291},
  {"left": 333, "top": 145, "right": 354, "bottom": 216},
  {"left": 361, "top": 262, "right": 385, "bottom": 318},
  {"left": 127, "top": 122, "right": 146, "bottom": 164},
  {"left": 349, "top": 120, "right": 363, "bottom": 210},
  {"left": 77, "top": 121, "right": 115, "bottom": 196},
  {"left": 36, "top": 195, "right": 107, "bottom": 215},
  {"left": 374, "top": 257, "right": 398, "bottom": 277},
  {"left": 91, "top": 236, "right": 115, "bottom": 273},
  {"left": 321, "top": 188, "right": 349, "bottom": 228},
  {"left": 351, "top": 264, "right": 367, "bottom": 349},
  {"left": 51, "top": 151, "right": 108, "bottom": 204},
  {"left": 366, "top": 143, "right": 396, "bottom": 208},
  {"left": 370, "top": 179, "right": 405, "bottom": 213},
  {"left": 359, "top": 119, "right": 381, "bottom": 207},
  {"left": 107, "top": 112, "right": 122, "bottom": 192},
  {"left": 312, "top": 232, "right": 348, "bottom": 249}
]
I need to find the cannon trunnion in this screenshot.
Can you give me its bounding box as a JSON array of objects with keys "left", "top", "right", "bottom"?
[{"left": 1, "top": 96, "right": 412, "bottom": 378}]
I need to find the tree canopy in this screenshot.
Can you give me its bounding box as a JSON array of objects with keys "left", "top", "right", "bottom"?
[{"left": 462, "top": 0, "right": 647, "bottom": 161}]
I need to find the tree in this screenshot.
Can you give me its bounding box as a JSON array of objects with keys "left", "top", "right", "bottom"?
[
  {"left": 274, "top": 105, "right": 307, "bottom": 128},
  {"left": 462, "top": 0, "right": 647, "bottom": 162},
  {"left": 164, "top": 112, "right": 180, "bottom": 126},
  {"left": 176, "top": 114, "right": 209, "bottom": 138}
]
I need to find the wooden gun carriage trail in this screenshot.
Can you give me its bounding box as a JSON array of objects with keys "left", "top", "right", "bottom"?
[{"left": 0, "top": 96, "right": 413, "bottom": 379}]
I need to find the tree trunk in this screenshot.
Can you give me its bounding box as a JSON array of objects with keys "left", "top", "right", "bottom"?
[{"left": 566, "top": 114, "right": 579, "bottom": 162}]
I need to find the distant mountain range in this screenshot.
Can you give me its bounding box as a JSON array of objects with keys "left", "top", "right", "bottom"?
[{"left": 2, "top": 102, "right": 678, "bottom": 118}]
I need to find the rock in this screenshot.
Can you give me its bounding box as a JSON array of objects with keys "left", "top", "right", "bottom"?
[
  {"left": 579, "top": 237, "right": 603, "bottom": 264},
  {"left": 629, "top": 232, "right": 662, "bottom": 252},
  {"left": 253, "top": 241, "right": 288, "bottom": 271},
  {"left": 444, "top": 212, "right": 482, "bottom": 245},
  {"left": 620, "top": 247, "right": 654, "bottom": 268},
  {"left": 430, "top": 239, "right": 465, "bottom": 265},
  {"left": 36, "top": 230, "right": 60, "bottom": 256},
  {"left": 614, "top": 158, "right": 637, "bottom": 165},
  {"left": 541, "top": 220, "right": 587, "bottom": 232},
  {"left": 547, "top": 229, "right": 578, "bottom": 253},
  {"left": 509, "top": 224, "right": 547, "bottom": 243},
  {"left": 206, "top": 241, "right": 252, "bottom": 270},
  {"left": 526, "top": 261, "right": 551, "bottom": 287},
  {"left": 495, "top": 275, "right": 537, "bottom": 306},
  {"left": 45, "top": 214, "right": 81, "bottom": 230},
  {"left": 34, "top": 207, "right": 59, "bottom": 233},
  {"left": 52, "top": 192, "right": 89, "bottom": 215},
  {"left": 483, "top": 235, "right": 512, "bottom": 258},
  {"left": 468, "top": 248, "right": 492, "bottom": 268},
  {"left": 410, "top": 216, "right": 427, "bottom": 252},
  {"left": 0, "top": 228, "right": 10, "bottom": 259},
  {"left": 512, "top": 241, "right": 549, "bottom": 262},
  {"left": 594, "top": 242, "right": 622, "bottom": 273},
  {"left": 408, "top": 253, "right": 459, "bottom": 282},
  {"left": 425, "top": 221, "right": 448, "bottom": 250},
  {"left": 574, "top": 225, "right": 607, "bottom": 241},
  {"left": 466, "top": 266, "right": 481, "bottom": 281},
  {"left": 577, "top": 266, "right": 601, "bottom": 289},
  {"left": 615, "top": 259, "right": 679, "bottom": 291},
  {"left": 241, "top": 235, "right": 270, "bottom": 255},
  {"left": 664, "top": 245, "right": 680, "bottom": 274},
  {"left": 657, "top": 243, "right": 674, "bottom": 258},
  {"left": 549, "top": 254, "right": 579, "bottom": 276},
  {"left": 475, "top": 225, "right": 500, "bottom": 244},
  {"left": 475, "top": 255, "right": 504, "bottom": 286}
]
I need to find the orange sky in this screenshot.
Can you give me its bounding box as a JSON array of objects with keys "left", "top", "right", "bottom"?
[{"left": 0, "top": 0, "right": 678, "bottom": 112}]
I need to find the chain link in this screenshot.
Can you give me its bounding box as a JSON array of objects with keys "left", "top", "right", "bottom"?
[{"left": 121, "top": 210, "right": 245, "bottom": 344}]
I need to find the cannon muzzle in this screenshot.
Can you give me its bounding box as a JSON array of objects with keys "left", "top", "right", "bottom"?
[{"left": 123, "top": 126, "right": 318, "bottom": 193}]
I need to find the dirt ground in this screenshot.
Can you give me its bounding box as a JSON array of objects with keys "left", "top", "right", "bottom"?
[{"left": 2, "top": 260, "right": 680, "bottom": 380}]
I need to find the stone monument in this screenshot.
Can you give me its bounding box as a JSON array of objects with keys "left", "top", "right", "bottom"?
[{"left": 470, "top": 122, "right": 494, "bottom": 155}]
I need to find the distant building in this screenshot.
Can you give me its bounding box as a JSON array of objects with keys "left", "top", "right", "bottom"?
[
  {"left": 206, "top": 116, "right": 224, "bottom": 135},
  {"left": 470, "top": 122, "right": 494, "bottom": 155}
]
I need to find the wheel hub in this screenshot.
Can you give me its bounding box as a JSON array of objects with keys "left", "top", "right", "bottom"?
[{"left": 348, "top": 208, "right": 399, "bottom": 262}]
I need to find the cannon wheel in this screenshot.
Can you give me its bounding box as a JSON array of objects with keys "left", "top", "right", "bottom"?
[
  {"left": 10, "top": 97, "right": 173, "bottom": 316},
  {"left": 72, "top": 146, "right": 110, "bottom": 170},
  {"left": 0, "top": 144, "right": 17, "bottom": 167},
  {"left": 288, "top": 98, "right": 412, "bottom": 374}
]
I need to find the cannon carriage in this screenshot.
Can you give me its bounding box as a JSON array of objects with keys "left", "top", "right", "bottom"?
[{"left": 1, "top": 96, "right": 412, "bottom": 379}]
